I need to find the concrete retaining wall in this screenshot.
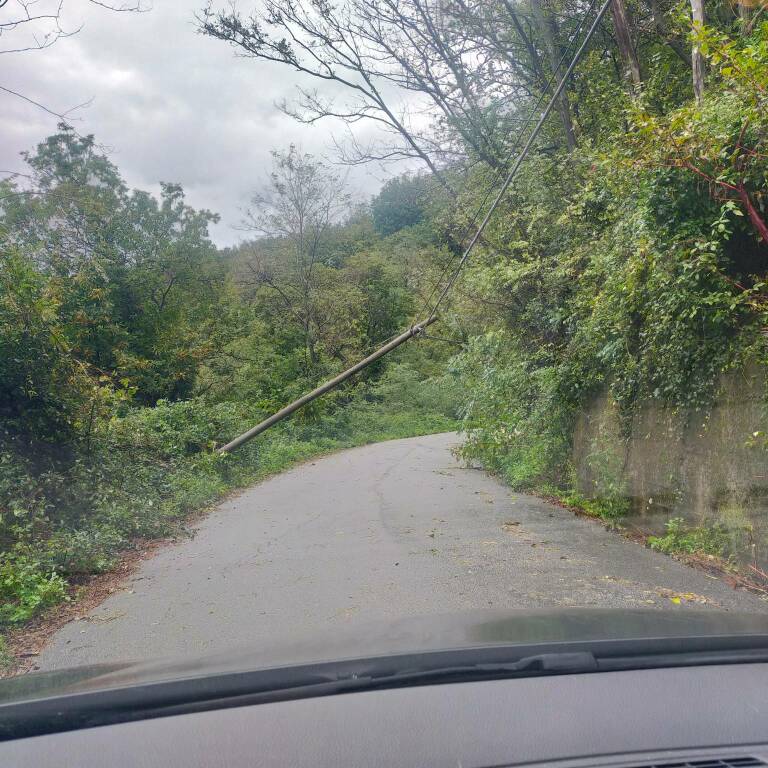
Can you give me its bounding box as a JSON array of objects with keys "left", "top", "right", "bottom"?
[{"left": 572, "top": 366, "right": 768, "bottom": 565}]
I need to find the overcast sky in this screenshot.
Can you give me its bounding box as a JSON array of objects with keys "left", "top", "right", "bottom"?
[{"left": 1, "top": 0, "right": 407, "bottom": 246}]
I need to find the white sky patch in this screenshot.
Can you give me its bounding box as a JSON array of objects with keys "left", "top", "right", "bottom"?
[{"left": 0, "top": 0, "right": 421, "bottom": 246}]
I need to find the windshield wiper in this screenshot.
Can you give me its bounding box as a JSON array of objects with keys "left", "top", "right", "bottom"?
[
  {"left": 362, "top": 646, "right": 768, "bottom": 690},
  {"left": 364, "top": 651, "right": 598, "bottom": 688}
]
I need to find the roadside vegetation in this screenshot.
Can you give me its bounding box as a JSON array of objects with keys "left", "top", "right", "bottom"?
[
  {"left": 648, "top": 518, "right": 730, "bottom": 557},
  {"left": 450, "top": 20, "right": 768, "bottom": 489},
  {"left": 438, "top": 14, "right": 768, "bottom": 574},
  {"left": 0, "top": 135, "right": 459, "bottom": 634},
  {"left": 3, "top": 0, "right": 768, "bottom": 638}
]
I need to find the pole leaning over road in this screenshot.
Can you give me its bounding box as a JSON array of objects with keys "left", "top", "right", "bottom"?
[
  {"left": 217, "top": 0, "right": 615, "bottom": 455},
  {"left": 217, "top": 316, "right": 437, "bottom": 454}
]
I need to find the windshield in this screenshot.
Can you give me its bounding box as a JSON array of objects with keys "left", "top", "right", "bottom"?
[{"left": 1, "top": 0, "right": 767, "bottom": 679}]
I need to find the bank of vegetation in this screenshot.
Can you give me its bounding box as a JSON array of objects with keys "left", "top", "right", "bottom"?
[
  {"left": 0, "top": 136, "right": 458, "bottom": 635},
  {"left": 3, "top": 0, "right": 768, "bottom": 638}
]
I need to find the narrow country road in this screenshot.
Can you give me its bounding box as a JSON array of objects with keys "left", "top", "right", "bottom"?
[{"left": 38, "top": 432, "right": 767, "bottom": 670}]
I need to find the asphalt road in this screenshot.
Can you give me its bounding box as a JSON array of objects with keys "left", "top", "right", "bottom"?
[{"left": 38, "top": 432, "right": 767, "bottom": 670}]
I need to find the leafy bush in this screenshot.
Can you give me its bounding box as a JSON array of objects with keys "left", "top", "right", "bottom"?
[
  {"left": 448, "top": 24, "right": 768, "bottom": 520},
  {"left": 452, "top": 333, "right": 574, "bottom": 489},
  {"left": 553, "top": 488, "right": 628, "bottom": 522},
  {"left": 0, "top": 368, "right": 458, "bottom": 630},
  {"left": 0, "top": 635, "right": 12, "bottom": 670},
  {"left": 0, "top": 555, "right": 67, "bottom": 625},
  {"left": 648, "top": 517, "right": 730, "bottom": 557}
]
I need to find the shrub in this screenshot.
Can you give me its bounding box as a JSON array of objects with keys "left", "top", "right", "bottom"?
[
  {"left": 648, "top": 517, "right": 730, "bottom": 557},
  {"left": 0, "top": 555, "right": 67, "bottom": 625},
  {"left": 0, "top": 371, "right": 458, "bottom": 629}
]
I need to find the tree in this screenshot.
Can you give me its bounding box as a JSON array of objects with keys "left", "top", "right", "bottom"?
[
  {"left": 629, "top": 27, "right": 768, "bottom": 245},
  {"left": 647, "top": 0, "right": 691, "bottom": 67},
  {"left": 200, "top": 0, "right": 605, "bottom": 172},
  {"left": 690, "top": 0, "right": 705, "bottom": 103},
  {"left": 0, "top": 245, "right": 96, "bottom": 441},
  {"left": 372, "top": 174, "right": 430, "bottom": 236},
  {"left": 199, "top": 0, "right": 637, "bottom": 172},
  {"left": 1, "top": 0, "right": 145, "bottom": 55},
  {"left": 238, "top": 146, "right": 358, "bottom": 372},
  {"left": 610, "top": 0, "right": 642, "bottom": 90},
  {"left": 344, "top": 250, "right": 414, "bottom": 345},
  {"left": 529, "top": 0, "right": 577, "bottom": 149},
  {"left": 449, "top": 0, "right": 577, "bottom": 150},
  {"left": 200, "top": 0, "right": 461, "bottom": 184},
  {"left": 1, "top": 126, "right": 226, "bottom": 404}
]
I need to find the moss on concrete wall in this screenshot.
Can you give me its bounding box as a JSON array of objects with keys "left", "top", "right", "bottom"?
[{"left": 573, "top": 366, "right": 768, "bottom": 565}]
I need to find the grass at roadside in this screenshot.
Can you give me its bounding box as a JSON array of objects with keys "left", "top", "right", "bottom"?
[
  {"left": 452, "top": 439, "right": 768, "bottom": 599},
  {"left": 534, "top": 489, "right": 768, "bottom": 597},
  {"left": 0, "top": 364, "right": 458, "bottom": 660}
]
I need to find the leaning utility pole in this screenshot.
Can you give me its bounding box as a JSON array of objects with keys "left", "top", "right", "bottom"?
[
  {"left": 217, "top": 0, "right": 614, "bottom": 455},
  {"left": 217, "top": 317, "right": 437, "bottom": 454}
]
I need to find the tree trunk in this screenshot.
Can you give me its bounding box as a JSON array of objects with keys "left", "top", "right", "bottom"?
[
  {"left": 690, "top": 0, "right": 705, "bottom": 104},
  {"left": 501, "top": 0, "right": 550, "bottom": 87},
  {"left": 738, "top": 0, "right": 751, "bottom": 25},
  {"left": 610, "top": 0, "right": 642, "bottom": 91},
  {"left": 529, "top": 0, "right": 577, "bottom": 151}
]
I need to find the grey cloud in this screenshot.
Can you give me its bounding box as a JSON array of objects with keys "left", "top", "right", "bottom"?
[{"left": 1, "top": 0, "right": 409, "bottom": 245}]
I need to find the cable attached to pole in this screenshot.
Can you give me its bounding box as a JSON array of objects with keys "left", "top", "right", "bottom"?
[
  {"left": 426, "top": 0, "right": 614, "bottom": 321},
  {"left": 217, "top": 0, "right": 613, "bottom": 453},
  {"left": 417, "top": 0, "right": 601, "bottom": 320},
  {"left": 217, "top": 316, "right": 437, "bottom": 454}
]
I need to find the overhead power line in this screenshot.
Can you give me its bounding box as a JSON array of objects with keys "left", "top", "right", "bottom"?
[
  {"left": 426, "top": 0, "right": 614, "bottom": 321},
  {"left": 217, "top": 0, "right": 614, "bottom": 454},
  {"left": 418, "top": 0, "right": 602, "bottom": 319}
]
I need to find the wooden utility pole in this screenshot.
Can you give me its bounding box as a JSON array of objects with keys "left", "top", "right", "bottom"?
[
  {"left": 217, "top": 317, "right": 437, "bottom": 454},
  {"left": 215, "top": 0, "right": 616, "bottom": 456}
]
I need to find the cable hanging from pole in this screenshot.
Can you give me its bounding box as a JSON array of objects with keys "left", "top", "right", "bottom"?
[
  {"left": 426, "top": 0, "right": 614, "bottom": 321},
  {"left": 416, "top": 0, "right": 601, "bottom": 321},
  {"left": 217, "top": 0, "right": 614, "bottom": 454}
]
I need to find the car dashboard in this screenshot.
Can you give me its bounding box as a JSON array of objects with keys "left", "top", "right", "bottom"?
[{"left": 1, "top": 661, "right": 767, "bottom": 767}]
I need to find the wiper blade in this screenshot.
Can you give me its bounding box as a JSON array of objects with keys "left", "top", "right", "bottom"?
[
  {"left": 4, "top": 639, "right": 768, "bottom": 741},
  {"left": 371, "top": 651, "right": 598, "bottom": 687}
]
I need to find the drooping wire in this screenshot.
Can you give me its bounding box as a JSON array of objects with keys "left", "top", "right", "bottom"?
[
  {"left": 424, "top": 0, "right": 614, "bottom": 322},
  {"left": 416, "top": 0, "right": 601, "bottom": 320},
  {"left": 219, "top": 0, "right": 615, "bottom": 452},
  {"left": 357, "top": 0, "right": 605, "bottom": 356}
]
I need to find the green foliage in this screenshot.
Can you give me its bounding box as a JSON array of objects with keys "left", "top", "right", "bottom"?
[
  {"left": 648, "top": 517, "right": 730, "bottom": 557},
  {"left": 0, "top": 556, "right": 67, "bottom": 625},
  {"left": 0, "top": 379, "right": 457, "bottom": 628},
  {"left": 365, "top": 361, "right": 460, "bottom": 417},
  {"left": 371, "top": 174, "right": 430, "bottom": 236},
  {"left": 1, "top": 126, "right": 226, "bottom": 422},
  {"left": 0, "top": 248, "right": 98, "bottom": 441},
  {"left": 452, "top": 332, "right": 574, "bottom": 489},
  {"left": 551, "top": 488, "right": 628, "bottom": 522},
  {"left": 448, "top": 22, "right": 768, "bottom": 521},
  {"left": 581, "top": 440, "right": 631, "bottom": 519},
  {"left": 0, "top": 635, "right": 12, "bottom": 671},
  {"left": 0, "top": 131, "right": 459, "bottom": 634}
]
